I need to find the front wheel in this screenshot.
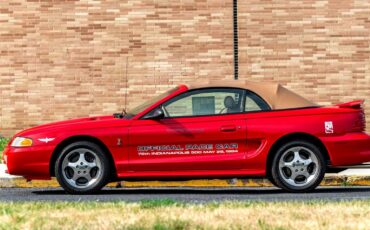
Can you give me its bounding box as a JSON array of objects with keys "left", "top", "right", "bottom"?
[
  {"left": 55, "top": 141, "right": 110, "bottom": 194},
  {"left": 271, "top": 140, "right": 326, "bottom": 192}
]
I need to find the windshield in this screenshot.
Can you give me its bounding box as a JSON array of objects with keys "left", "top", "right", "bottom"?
[{"left": 127, "top": 87, "right": 179, "bottom": 116}]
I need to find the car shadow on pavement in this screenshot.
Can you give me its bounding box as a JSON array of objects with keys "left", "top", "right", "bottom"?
[{"left": 32, "top": 186, "right": 370, "bottom": 196}]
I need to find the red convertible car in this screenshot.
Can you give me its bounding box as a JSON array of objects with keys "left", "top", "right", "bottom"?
[{"left": 3, "top": 81, "right": 370, "bottom": 193}]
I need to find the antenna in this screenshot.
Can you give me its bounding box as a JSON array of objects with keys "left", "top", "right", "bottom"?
[
  {"left": 124, "top": 56, "right": 128, "bottom": 111},
  {"left": 114, "top": 56, "right": 129, "bottom": 119}
]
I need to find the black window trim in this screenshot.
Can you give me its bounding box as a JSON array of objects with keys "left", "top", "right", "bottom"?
[
  {"left": 162, "top": 87, "right": 245, "bottom": 118},
  {"left": 244, "top": 89, "right": 272, "bottom": 112},
  {"left": 141, "top": 87, "right": 272, "bottom": 119}
]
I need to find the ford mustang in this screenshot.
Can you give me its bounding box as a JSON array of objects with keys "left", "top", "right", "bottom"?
[{"left": 3, "top": 81, "right": 370, "bottom": 193}]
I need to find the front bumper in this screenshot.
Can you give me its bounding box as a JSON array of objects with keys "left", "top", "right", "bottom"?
[
  {"left": 322, "top": 132, "right": 370, "bottom": 166},
  {"left": 3, "top": 145, "right": 54, "bottom": 180}
]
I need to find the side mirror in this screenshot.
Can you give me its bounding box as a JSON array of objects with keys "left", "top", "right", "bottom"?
[{"left": 143, "top": 107, "right": 165, "bottom": 120}]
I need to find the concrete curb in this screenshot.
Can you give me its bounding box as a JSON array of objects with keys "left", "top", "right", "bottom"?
[{"left": 0, "top": 175, "right": 370, "bottom": 188}]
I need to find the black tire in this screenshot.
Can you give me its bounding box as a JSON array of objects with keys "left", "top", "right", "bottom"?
[
  {"left": 55, "top": 141, "right": 110, "bottom": 194},
  {"left": 267, "top": 175, "right": 281, "bottom": 188},
  {"left": 271, "top": 140, "right": 326, "bottom": 193}
]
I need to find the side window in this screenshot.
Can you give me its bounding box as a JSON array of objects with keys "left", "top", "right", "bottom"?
[
  {"left": 162, "top": 88, "right": 244, "bottom": 118},
  {"left": 244, "top": 90, "right": 271, "bottom": 112}
]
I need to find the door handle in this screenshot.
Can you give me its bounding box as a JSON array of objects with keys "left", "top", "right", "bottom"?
[{"left": 220, "top": 125, "right": 237, "bottom": 132}]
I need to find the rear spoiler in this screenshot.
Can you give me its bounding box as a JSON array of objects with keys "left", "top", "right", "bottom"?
[{"left": 336, "top": 100, "right": 364, "bottom": 109}]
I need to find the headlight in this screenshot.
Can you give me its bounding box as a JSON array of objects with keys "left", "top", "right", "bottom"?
[{"left": 11, "top": 137, "right": 33, "bottom": 147}]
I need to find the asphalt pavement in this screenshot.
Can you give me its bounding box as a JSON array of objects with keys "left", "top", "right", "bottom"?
[{"left": 0, "top": 186, "right": 370, "bottom": 202}]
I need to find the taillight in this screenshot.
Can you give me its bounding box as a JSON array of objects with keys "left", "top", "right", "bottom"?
[
  {"left": 353, "top": 110, "right": 366, "bottom": 132},
  {"left": 361, "top": 110, "right": 366, "bottom": 131}
]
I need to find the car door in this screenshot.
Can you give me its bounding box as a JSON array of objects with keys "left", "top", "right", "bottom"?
[{"left": 128, "top": 88, "right": 248, "bottom": 172}]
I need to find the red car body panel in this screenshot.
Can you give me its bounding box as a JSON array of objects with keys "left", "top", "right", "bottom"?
[{"left": 3, "top": 85, "right": 370, "bottom": 181}]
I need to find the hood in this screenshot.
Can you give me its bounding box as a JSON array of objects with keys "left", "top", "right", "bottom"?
[{"left": 15, "top": 115, "right": 128, "bottom": 137}]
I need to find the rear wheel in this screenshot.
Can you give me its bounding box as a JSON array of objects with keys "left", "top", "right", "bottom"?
[
  {"left": 271, "top": 140, "right": 326, "bottom": 192},
  {"left": 55, "top": 141, "right": 110, "bottom": 194}
]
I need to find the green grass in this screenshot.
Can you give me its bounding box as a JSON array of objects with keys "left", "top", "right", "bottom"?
[
  {"left": 139, "top": 198, "right": 180, "bottom": 209},
  {"left": 0, "top": 200, "right": 369, "bottom": 229},
  {"left": 0, "top": 138, "right": 10, "bottom": 161}
]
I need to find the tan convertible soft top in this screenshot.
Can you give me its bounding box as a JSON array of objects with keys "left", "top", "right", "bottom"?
[{"left": 187, "top": 80, "right": 317, "bottom": 110}]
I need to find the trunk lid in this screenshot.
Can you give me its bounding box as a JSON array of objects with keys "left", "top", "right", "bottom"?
[{"left": 336, "top": 100, "right": 364, "bottom": 109}]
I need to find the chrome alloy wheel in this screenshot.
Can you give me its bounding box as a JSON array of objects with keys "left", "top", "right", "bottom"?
[
  {"left": 61, "top": 148, "right": 102, "bottom": 189},
  {"left": 278, "top": 146, "right": 319, "bottom": 187}
]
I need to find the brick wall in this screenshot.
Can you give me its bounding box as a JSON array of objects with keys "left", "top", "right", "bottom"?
[{"left": 0, "top": 0, "right": 369, "bottom": 137}]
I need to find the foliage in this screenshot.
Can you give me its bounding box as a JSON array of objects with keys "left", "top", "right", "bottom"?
[{"left": 0, "top": 138, "right": 10, "bottom": 161}]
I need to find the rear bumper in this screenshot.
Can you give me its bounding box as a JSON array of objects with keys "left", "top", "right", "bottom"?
[
  {"left": 3, "top": 145, "right": 53, "bottom": 180},
  {"left": 322, "top": 132, "right": 370, "bottom": 166}
]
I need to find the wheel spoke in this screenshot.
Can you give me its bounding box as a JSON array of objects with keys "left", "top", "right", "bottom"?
[
  {"left": 71, "top": 171, "right": 80, "bottom": 182},
  {"left": 67, "top": 162, "right": 78, "bottom": 168},
  {"left": 289, "top": 169, "right": 299, "bottom": 180},
  {"left": 302, "top": 158, "right": 313, "bottom": 166},
  {"left": 86, "top": 161, "right": 97, "bottom": 168},
  {"left": 301, "top": 170, "right": 311, "bottom": 178},
  {"left": 293, "top": 151, "right": 303, "bottom": 162},
  {"left": 279, "top": 160, "right": 293, "bottom": 168},
  {"left": 83, "top": 173, "right": 92, "bottom": 182},
  {"left": 79, "top": 153, "right": 87, "bottom": 164}
]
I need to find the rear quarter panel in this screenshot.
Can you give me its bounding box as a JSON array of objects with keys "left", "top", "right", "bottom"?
[{"left": 244, "top": 107, "right": 362, "bottom": 171}]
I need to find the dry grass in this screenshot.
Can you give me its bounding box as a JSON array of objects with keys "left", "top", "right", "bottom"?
[{"left": 0, "top": 200, "right": 369, "bottom": 230}]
